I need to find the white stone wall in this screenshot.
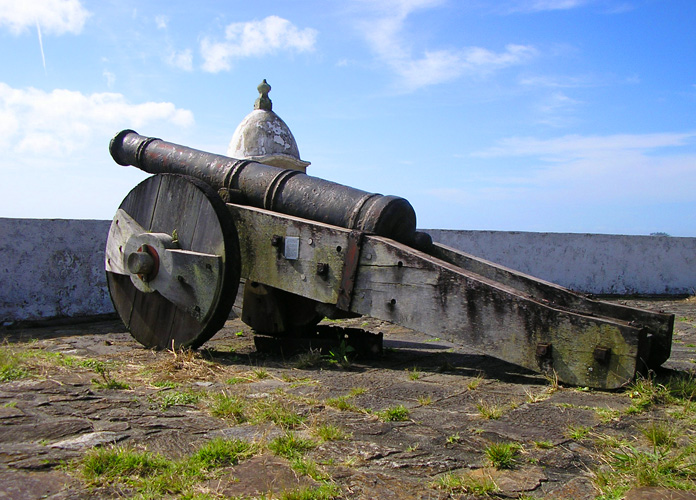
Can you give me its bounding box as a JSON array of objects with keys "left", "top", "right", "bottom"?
[
  {"left": 1, "top": 218, "right": 113, "bottom": 324},
  {"left": 427, "top": 229, "right": 696, "bottom": 295},
  {"left": 1, "top": 218, "right": 694, "bottom": 323}
]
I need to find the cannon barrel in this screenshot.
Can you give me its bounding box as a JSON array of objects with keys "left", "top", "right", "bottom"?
[{"left": 110, "top": 130, "right": 418, "bottom": 245}]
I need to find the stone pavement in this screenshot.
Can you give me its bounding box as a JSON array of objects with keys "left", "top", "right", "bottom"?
[{"left": 1, "top": 297, "right": 695, "bottom": 499}]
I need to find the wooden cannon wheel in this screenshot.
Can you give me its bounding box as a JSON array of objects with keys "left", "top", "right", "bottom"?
[{"left": 105, "top": 174, "right": 240, "bottom": 349}]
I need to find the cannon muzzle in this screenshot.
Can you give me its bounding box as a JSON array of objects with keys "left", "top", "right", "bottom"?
[{"left": 110, "top": 130, "right": 418, "bottom": 245}]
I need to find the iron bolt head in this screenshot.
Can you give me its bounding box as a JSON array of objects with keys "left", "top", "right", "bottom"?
[
  {"left": 594, "top": 346, "right": 611, "bottom": 363},
  {"left": 536, "top": 343, "right": 552, "bottom": 358}
]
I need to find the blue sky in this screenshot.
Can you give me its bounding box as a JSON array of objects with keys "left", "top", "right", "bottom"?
[{"left": 0, "top": 0, "right": 694, "bottom": 236}]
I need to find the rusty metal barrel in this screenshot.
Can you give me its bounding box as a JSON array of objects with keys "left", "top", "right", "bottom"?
[{"left": 110, "top": 130, "right": 418, "bottom": 245}]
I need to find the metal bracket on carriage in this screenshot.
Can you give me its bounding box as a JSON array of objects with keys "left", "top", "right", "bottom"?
[{"left": 105, "top": 208, "right": 223, "bottom": 323}]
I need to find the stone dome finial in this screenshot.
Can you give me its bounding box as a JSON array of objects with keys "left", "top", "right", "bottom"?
[
  {"left": 254, "top": 79, "right": 272, "bottom": 111},
  {"left": 227, "top": 79, "right": 310, "bottom": 172}
]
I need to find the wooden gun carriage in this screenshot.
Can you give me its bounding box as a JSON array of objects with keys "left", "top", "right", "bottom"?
[{"left": 105, "top": 130, "right": 674, "bottom": 390}]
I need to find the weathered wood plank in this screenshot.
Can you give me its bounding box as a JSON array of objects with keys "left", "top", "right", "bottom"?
[
  {"left": 106, "top": 174, "right": 162, "bottom": 330},
  {"left": 432, "top": 242, "right": 673, "bottom": 368},
  {"left": 350, "top": 236, "right": 646, "bottom": 389},
  {"left": 227, "top": 204, "right": 350, "bottom": 305}
]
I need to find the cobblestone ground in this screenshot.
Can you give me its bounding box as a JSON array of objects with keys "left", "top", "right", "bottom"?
[{"left": 1, "top": 297, "right": 695, "bottom": 499}]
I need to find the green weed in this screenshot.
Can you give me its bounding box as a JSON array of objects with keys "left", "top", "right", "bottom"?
[
  {"left": 251, "top": 399, "right": 305, "bottom": 429},
  {"left": 485, "top": 441, "right": 521, "bottom": 470},
  {"left": 476, "top": 400, "right": 504, "bottom": 420},
  {"left": 80, "top": 447, "right": 172, "bottom": 484},
  {"left": 268, "top": 433, "right": 317, "bottom": 459},
  {"left": 595, "top": 407, "right": 621, "bottom": 423},
  {"left": 567, "top": 424, "right": 591, "bottom": 440},
  {"left": 467, "top": 373, "right": 484, "bottom": 390},
  {"left": 348, "top": 387, "right": 366, "bottom": 396},
  {"left": 325, "top": 395, "right": 358, "bottom": 412},
  {"left": 446, "top": 433, "right": 461, "bottom": 444},
  {"left": 158, "top": 390, "right": 201, "bottom": 410},
  {"left": 324, "top": 341, "right": 355, "bottom": 369},
  {"left": 432, "top": 470, "right": 498, "bottom": 495},
  {"left": 313, "top": 424, "right": 350, "bottom": 442},
  {"left": 291, "top": 457, "right": 329, "bottom": 481},
  {"left": 208, "top": 392, "right": 247, "bottom": 422},
  {"left": 666, "top": 373, "right": 696, "bottom": 402},
  {"left": 226, "top": 376, "right": 250, "bottom": 385},
  {"left": 640, "top": 421, "right": 677, "bottom": 449},
  {"left": 377, "top": 404, "right": 409, "bottom": 422},
  {"left": 278, "top": 483, "right": 341, "bottom": 500},
  {"left": 626, "top": 374, "right": 671, "bottom": 414},
  {"left": 407, "top": 366, "right": 421, "bottom": 380},
  {"left": 417, "top": 395, "right": 433, "bottom": 406},
  {"left": 187, "top": 437, "right": 255, "bottom": 470},
  {"left": 594, "top": 444, "right": 696, "bottom": 496},
  {"left": 78, "top": 438, "right": 257, "bottom": 497},
  {"left": 0, "top": 347, "right": 27, "bottom": 382}
]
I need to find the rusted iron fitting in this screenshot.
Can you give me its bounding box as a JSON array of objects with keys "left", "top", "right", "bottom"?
[{"left": 593, "top": 346, "right": 611, "bottom": 363}]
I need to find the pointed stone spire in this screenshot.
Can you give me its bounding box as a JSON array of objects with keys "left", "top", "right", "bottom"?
[{"left": 254, "top": 79, "right": 272, "bottom": 111}]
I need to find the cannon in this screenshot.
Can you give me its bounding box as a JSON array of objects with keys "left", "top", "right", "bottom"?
[{"left": 105, "top": 130, "right": 674, "bottom": 389}]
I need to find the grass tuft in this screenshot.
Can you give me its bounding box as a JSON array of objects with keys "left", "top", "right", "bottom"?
[
  {"left": 594, "top": 443, "right": 696, "bottom": 497},
  {"left": 208, "top": 392, "right": 247, "bottom": 422},
  {"left": 291, "top": 457, "right": 329, "bottom": 481},
  {"left": 467, "top": 373, "right": 484, "bottom": 390},
  {"left": 81, "top": 447, "right": 172, "bottom": 484},
  {"left": 377, "top": 404, "right": 409, "bottom": 422},
  {"left": 626, "top": 374, "right": 671, "bottom": 414},
  {"left": 640, "top": 421, "right": 677, "bottom": 449},
  {"left": 78, "top": 438, "right": 257, "bottom": 497},
  {"left": 313, "top": 424, "right": 350, "bottom": 442},
  {"left": 278, "top": 483, "right": 341, "bottom": 500},
  {"left": 432, "top": 470, "right": 498, "bottom": 495},
  {"left": 268, "top": 433, "right": 317, "bottom": 459},
  {"left": 476, "top": 400, "right": 505, "bottom": 420},
  {"left": 187, "top": 437, "right": 255, "bottom": 470},
  {"left": 567, "top": 424, "right": 591, "bottom": 440},
  {"left": 157, "top": 390, "right": 201, "bottom": 410},
  {"left": 0, "top": 346, "right": 27, "bottom": 382},
  {"left": 325, "top": 395, "right": 358, "bottom": 412},
  {"left": 485, "top": 442, "right": 521, "bottom": 470},
  {"left": 252, "top": 399, "right": 305, "bottom": 429}
]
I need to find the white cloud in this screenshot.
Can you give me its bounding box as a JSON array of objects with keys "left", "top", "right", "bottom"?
[
  {"left": 535, "top": 91, "right": 581, "bottom": 127},
  {"left": 0, "top": 83, "right": 194, "bottom": 156},
  {"left": 459, "top": 131, "right": 696, "bottom": 207},
  {"left": 353, "top": 1, "right": 537, "bottom": 92},
  {"left": 475, "top": 132, "right": 696, "bottom": 159},
  {"left": 155, "top": 15, "right": 168, "bottom": 30},
  {"left": 103, "top": 70, "right": 115, "bottom": 88},
  {"left": 200, "top": 16, "right": 317, "bottom": 73},
  {"left": 395, "top": 45, "right": 536, "bottom": 90},
  {"left": 0, "top": 0, "right": 90, "bottom": 35},
  {"left": 167, "top": 49, "right": 193, "bottom": 71},
  {"left": 519, "top": 74, "right": 598, "bottom": 88},
  {"left": 505, "top": 0, "right": 592, "bottom": 13}
]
